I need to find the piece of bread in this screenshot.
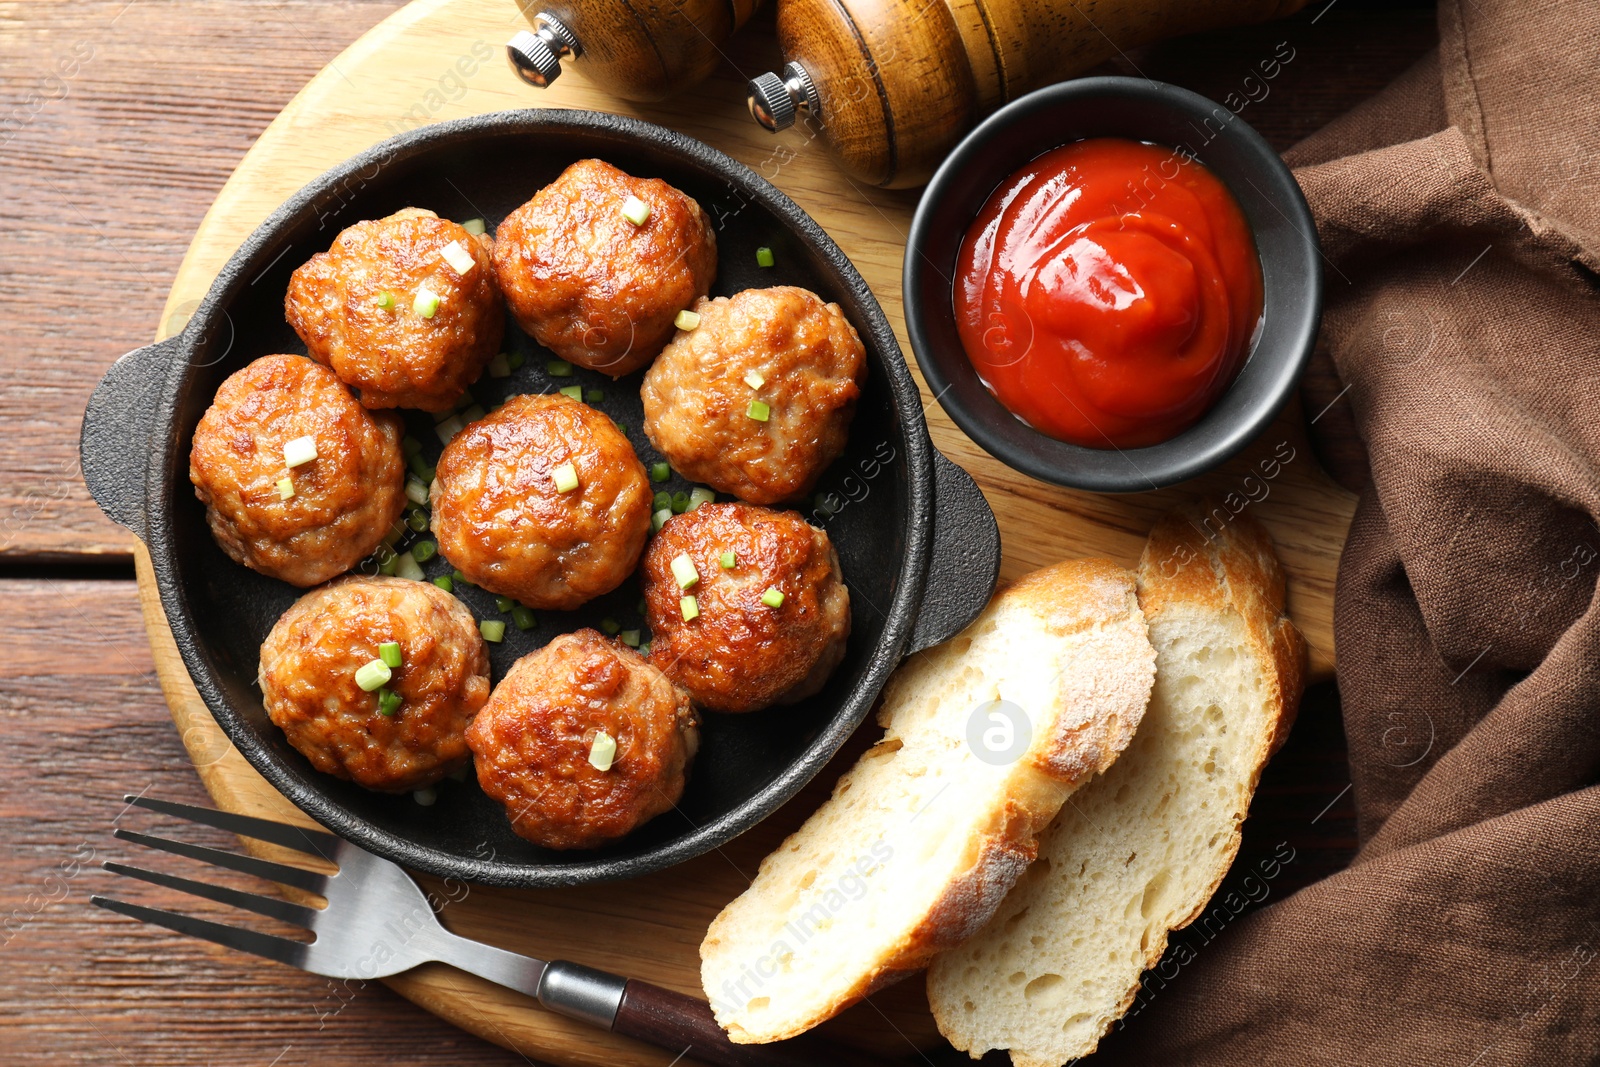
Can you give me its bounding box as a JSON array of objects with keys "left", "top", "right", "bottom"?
[
  {"left": 926, "top": 508, "right": 1307, "bottom": 1066},
  {"left": 699, "top": 559, "right": 1158, "bottom": 1044}
]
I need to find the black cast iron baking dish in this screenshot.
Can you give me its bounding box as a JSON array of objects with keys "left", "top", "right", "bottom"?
[{"left": 80, "top": 109, "right": 1000, "bottom": 888}]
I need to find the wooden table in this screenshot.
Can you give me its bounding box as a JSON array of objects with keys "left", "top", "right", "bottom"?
[{"left": 0, "top": 1, "right": 1433, "bottom": 1062}]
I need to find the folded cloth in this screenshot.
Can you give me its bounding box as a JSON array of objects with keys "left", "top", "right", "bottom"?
[{"left": 1095, "top": 1, "right": 1600, "bottom": 1062}]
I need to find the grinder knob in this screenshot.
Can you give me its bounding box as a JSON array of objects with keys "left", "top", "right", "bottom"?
[
  {"left": 507, "top": 15, "right": 583, "bottom": 89},
  {"left": 747, "top": 62, "right": 821, "bottom": 132}
]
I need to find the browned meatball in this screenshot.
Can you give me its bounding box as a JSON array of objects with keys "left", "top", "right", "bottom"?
[
  {"left": 643, "top": 503, "right": 850, "bottom": 713},
  {"left": 189, "top": 354, "right": 405, "bottom": 587},
  {"left": 430, "top": 393, "right": 652, "bottom": 610},
  {"left": 492, "top": 159, "right": 716, "bottom": 377},
  {"left": 259, "top": 576, "right": 491, "bottom": 793},
  {"left": 286, "top": 207, "right": 504, "bottom": 412},
  {"left": 642, "top": 287, "right": 865, "bottom": 506},
  {"left": 467, "top": 630, "right": 698, "bottom": 850}
]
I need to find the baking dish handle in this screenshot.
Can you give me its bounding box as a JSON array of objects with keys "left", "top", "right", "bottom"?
[
  {"left": 80, "top": 335, "right": 179, "bottom": 541},
  {"left": 907, "top": 451, "right": 1001, "bottom": 655}
]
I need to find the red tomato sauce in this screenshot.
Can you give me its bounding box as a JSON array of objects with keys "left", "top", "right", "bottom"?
[{"left": 954, "top": 138, "right": 1263, "bottom": 449}]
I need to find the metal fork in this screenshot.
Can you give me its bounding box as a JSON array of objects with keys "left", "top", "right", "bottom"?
[{"left": 93, "top": 795, "right": 874, "bottom": 1067}]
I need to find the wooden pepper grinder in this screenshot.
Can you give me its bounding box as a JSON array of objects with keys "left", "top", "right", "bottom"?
[
  {"left": 509, "top": 0, "right": 764, "bottom": 103},
  {"left": 747, "top": 0, "right": 1309, "bottom": 187}
]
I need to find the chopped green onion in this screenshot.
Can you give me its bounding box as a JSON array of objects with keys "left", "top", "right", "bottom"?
[
  {"left": 552, "top": 462, "right": 579, "bottom": 493},
  {"left": 460, "top": 403, "right": 487, "bottom": 423},
  {"left": 756, "top": 246, "right": 775, "bottom": 268},
  {"left": 612, "top": 421, "right": 627, "bottom": 435},
  {"left": 680, "top": 595, "right": 700, "bottom": 621},
  {"left": 413, "top": 287, "right": 441, "bottom": 318},
  {"left": 495, "top": 595, "right": 514, "bottom": 613},
  {"left": 407, "top": 454, "right": 435, "bottom": 482},
  {"left": 746, "top": 399, "right": 771, "bottom": 423},
  {"left": 379, "top": 642, "right": 403, "bottom": 668},
  {"left": 637, "top": 596, "right": 648, "bottom": 615},
  {"left": 652, "top": 508, "right": 672, "bottom": 533},
  {"left": 383, "top": 520, "right": 406, "bottom": 547},
  {"left": 688, "top": 487, "right": 715, "bottom": 511},
  {"left": 719, "top": 550, "right": 736, "bottom": 570},
  {"left": 406, "top": 509, "right": 429, "bottom": 532},
  {"left": 432, "top": 575, "right": 454, "bottom": 592},
  {"left": 621, "top": 195, "right": 650, "bottom": 226},
  {"left": 405, "top": 478, "right": 429, "bottom": 506},
  {"left": 743, "top": 369, "right": 766, "bottom": 390},
  {"left": 547, "top": 359, "right": 573, "bottom": 377},
  {"left": 283, "top": 435, "right": 318, "bottom": 468},
  {"left": 395, "top": 551, "right": 424, "bottom": 581},
  {"left": 674, "top": 309, "right": 701, "bottom": 331},
  {"left": 601, "top": 617, "right": 621, "bottom": 635},
  {"left": 440, "top": 240, "right": 476, "bottom": 275},
  {"left": 511, "top": 605, "right": 536, "bottom": 631},
  {"left": 275, "top": 476, "right": 295, "bottom": 501},
  {"left": 487, "top": 352, "right": 511, "bottom": 378},
  {"left": 620, "top": 629, "right": 640, "bottom": 648},
  {"left": 412, "top": 539, "right": 437, "bottom": 563},
  {"left": 460, "top": 217, "right": 487, "bottom": 235},
  {"left": 638, "top": 641, "right": 652, "bottom": 657},
  {"left": 452, "top": 569, "right": 471, "bottom": 587},
  {"left": 377, "top": 687, "right": 402, "bottom": 716},
  {"left": 433, "top": 406, "right": 456, "bottom": 423},
  {"left": 413, "top": 786, "right": 437, "bottom": 806},
  {"left": 651, "top": 462, "right": 671, "bottom": 483},
  {"left": 670, "top": 553, "right": 699, "bottom": 590},
  {"left": 378, "top": 552, "right": 399, "bottom": 576},
  {"left": 814, "top": 493, "right": 840, "bottom": 518},
  {"left": 506, "top": 350, "right": 526, "bottom": 371},
  {"left": 588, "top": 730, "right": 618, "bottom": 771},
  {"left": 355, "top": 658, "right": 392, "bottom": 692},
  {"left": 653, "top": 490, "right": 673, "bottom": 512},
  {"left": 559, "top": 384, "right": 583, "bottom": 401},
  {"left": 375, "top": 291, "right": 395, "bottom": 310},
  {"left": 435, "top": 414, "right": 464, "bottom": 444},
  {"left": 670, "top": 491, "right": 691, "bottom": 514},
  {"left": 761, "top": 587, "right": 785, "bottom": 608},
  {"left": 480, "top": 619, "right": 506, "bottom": 643},
  {"left": 585, "top": 388, "right": 604, "bottom": 403},
  {"left": 402, "top": 435, "right": 423, "bottom": 456}
]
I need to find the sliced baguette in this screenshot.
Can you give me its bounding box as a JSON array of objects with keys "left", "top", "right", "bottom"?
[
  {"left": 926, "top": 508, "right": 1307, "bottom": 1066},
  {"left": 699, "top": 559, "right": 1158, "bottom": 1044}
]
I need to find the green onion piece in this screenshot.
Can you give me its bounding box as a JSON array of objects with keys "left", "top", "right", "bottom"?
[
  {"left": 452, "top": 569, "right": 471, "bottom": 586},
  {"left": 559, "top": 384, "right": 583, "bottom": 401},
  {"left": 377, "top": 687, "right": 402, "bottom": 716},
  {"left": 674, "top": 309, "right": 701, "bottom": 331},
  {"left": 395, "top": 551, "right": 424, "bottom": 581},
  {"left": 585, "top": 388, "right": 604, "bottom": 403},
  {"left": 375, "top": 291, "right": 395, "bottom": 310},
  {"left": 588, "top": 730, "right": 618, "bottom": 771},
  {"left": 670, "top": 553, "right": 699, "bottom": 590},
  {"left": 688, "top": 487, "right": 715, "bottom": 511},
  {"left": 440, "top": 240, "right": 476, "bottom": 275},
  {"left": 638, "top": 641, "right": 652, "bottom": 657},
  {"left": 743, "top": 369, "right": 766, "bottom": 390},
  {"left": 413, "top": 287, "right": 441, "bottom": 318},
  {"left": 402, "top": 435, "right": 423, "bottom": 456},
  {"left": 413, "top": 786, "right": 437, "bottom": 806},
  {"left": 405, "top": 478, "right": 429, "bottom": 506},
  {"left": 670, "top": 490, "right": 691, "bottom": 514},
  {"left": 460, "top": 217, "right": 487, "bottom": 235},
  {"left": 406, "top": 509, "right": 429, "bottom": 532},
  {"left": 506, "top": 350, "right": 526, "bottom": 371},
  {"left": 814, "top": 492, "right": 839, "bottom": 518},
  {"left": 460, "top": 403, "right": 487, "bottom": 423},
  {"left": 761, "top": 587, "right": 785, "bottom": 608},
  {"left": 679, "top": 595, "right": 700, "bottom": 621},
  {"left": 601, "top": 617, "right": 621, "bottom": 635},
  {"left": 552, "top": 462, "right": 580, "bottom": 493},
  {"left": 433, "top": 406, "right": 456, "bottom": 424},
  {"left": 283, "top": 435, "right": 318, "bottom": 468},
  {"left": 355, "top": 658, "right": 392, "bottom": 692},
  {"left": 378, "top": 553, "right": 399, "bottom": 577},
  {"left": 637, "top": 596, "right": 648, "bottom": 615},
  {"left": 487, "top": 352, "right": 511, "bottom": 378},
  {"left": 275, "top": 476, "right": 295, "bottom": 501},
  {"left": 756, "top": 246, "right": 775, "bottom": 268},
  {"left": 511, "top": 605, "right": 536, "bottom": 631},
  {"left": 620, "top": 629, "right": 640, "bottom": 648},
  {"left": 379, "top": 641, "right": 403, "bottom": 669},
  {"left": 651, "top": 462, "right": 671, "bottom": 483},
  {"left": 746, "top": 399, "right": 771, "bottom": 423},
  {"left": 719, "top": 550, "right": 736, "bottom": 570},
  {"left": 652, "top": 508, "right": 671, "bottom": 533},
  {"left": 384, "top": 520, "right": 406, "bottom": 547},
  {"left": 653, "top": 490, "right": 673, "bottom": 512},
  {"left": 621, "top": 195, "right": 650, "bottom": 226},
  {"left": 407, "top": 454, "right": 436, "bottom": 482},
  {"left": 612, "top": 421, "right": 627, "bottom": 435},
  {"left": 432, "top": 575, "right": 454, "bottom": 592},
  {"left": 547, "top": 359, "right": 574, "bottom": 377},
  {"left": 495, "top": 595, "right": 514, "bottom": 613},
  {"left": 412, "top": 539, "right": 437, "bottom": 563},
  {"left": 435, "top": 414, "right": 465, "bottom": 445},
  {"left": 480, "top": 619, "right": 506, "bottom": 643}
]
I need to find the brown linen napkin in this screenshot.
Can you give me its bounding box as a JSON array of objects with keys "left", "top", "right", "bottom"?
[{"left": 1093, "top": 1, "right": 1600, "bottom": 1062}]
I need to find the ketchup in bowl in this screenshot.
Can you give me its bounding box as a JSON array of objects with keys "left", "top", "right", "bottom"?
[{"left": 954, "top": 138, "right": 1262, "bottom": 449}]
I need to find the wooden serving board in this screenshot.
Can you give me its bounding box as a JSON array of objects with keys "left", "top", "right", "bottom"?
[{"left": 136, "top": 0, "right": 1357, "bottom": 1062}]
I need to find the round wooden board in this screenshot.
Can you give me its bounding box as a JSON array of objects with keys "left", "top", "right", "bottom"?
[{"left": 136, "top": 0, "right": 1357, "bottom": 1062}]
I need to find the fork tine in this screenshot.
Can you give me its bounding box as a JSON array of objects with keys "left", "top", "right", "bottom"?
[
  {"left": 113, "top": 829, "right": 330, "bottom": 894},
  {"left": 103, "top": 861, "right": 321, "bottom": 928},
  {"left": 122, "top": 795, "right": 338, "bottom": 860},
  {"left": 92, "top": 895, "right": 313, "bottom": 972}
]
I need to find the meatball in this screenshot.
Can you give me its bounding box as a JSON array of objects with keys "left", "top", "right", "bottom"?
[
  {"left": 286, "top": 207, "right": 504, "bottom": 412},
  {"left": 259, "top": 576, "right": 491, "bottom": 792},
  {"left": 430, "top": 393, "right": 652, "bottom": 610},
  {"left": 642, "top": 286, "right": 865, "bottom": 506},
  {"left": 643, "top": 503, "right": 850, "bottom": 713},
  {"left": 493, "top": 159, "right": 716, "bottom": 377},
  {"left": 189, "top": 354, "right": 405, "bottom": 587},
  {"left": 467, "top": 630, "right": 699, "bottom": 850}
]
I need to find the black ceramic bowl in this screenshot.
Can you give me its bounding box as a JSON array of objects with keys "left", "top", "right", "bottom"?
[
  {"left": 904, "top": 77, "right": 1322, "bottom": 493},
  {"left": 82, "top": 110, "right": 999, "bottom": 887}
]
